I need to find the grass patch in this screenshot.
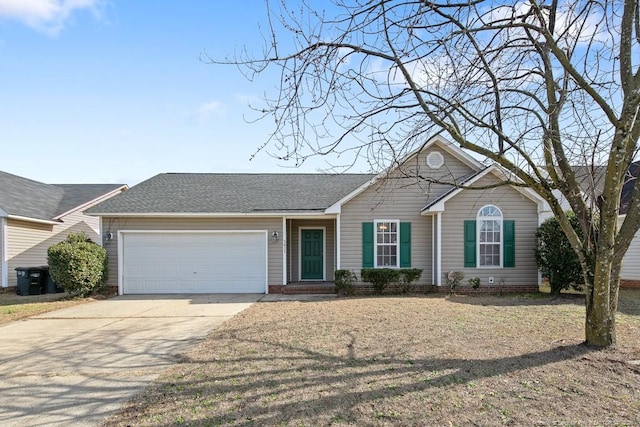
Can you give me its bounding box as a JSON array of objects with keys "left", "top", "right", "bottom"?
[
  {"left": 0, "top": 291, "right": 94, "bottom": 323},
  {"left": 106, "top": 291, "right": 640, "bottom": 426}
]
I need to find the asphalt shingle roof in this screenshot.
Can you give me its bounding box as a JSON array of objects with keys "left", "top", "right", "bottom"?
[
  {"left": 86, "top": 173, "right": 375, "bottom": 214},
  {"left": 0, "top": 171, "right": 124, "bottom": 221}
]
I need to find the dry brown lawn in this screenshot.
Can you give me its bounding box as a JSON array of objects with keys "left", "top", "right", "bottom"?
[
  {"left": 106, "top": 291, "right": 640, "bottom": 427},
  {"left": 0, "top": 291, "right": 90, "bottom": 323}
]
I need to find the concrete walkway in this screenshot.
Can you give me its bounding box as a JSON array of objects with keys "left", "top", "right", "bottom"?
[{"left": 0, "top": 294, "right": 260, "bottom": 426}]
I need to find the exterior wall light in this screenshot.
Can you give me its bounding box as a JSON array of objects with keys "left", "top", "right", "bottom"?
[{"left": 272, "top": 231, "right": 279, "bottom": 242}]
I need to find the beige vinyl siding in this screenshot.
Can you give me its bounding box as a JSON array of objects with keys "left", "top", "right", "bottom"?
[
  {"left": 6, "top": 211, "right": 101, "bottom": 288},
  {"left": 101, "top": 217, "right": 283, "bottom": 288},
  {"left": 441, "top": 174, "right": 539, "bottom": 287},
  {"left": 288, "top": 219, "right": 335, "bottom": 282},
  {"left": 340, "top": 146, "right": 473, "bottom": 284}
]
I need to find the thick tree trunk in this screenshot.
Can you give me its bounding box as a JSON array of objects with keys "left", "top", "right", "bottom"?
[{"left": 585, "top": 256, "right": 618, "bottom": 347}]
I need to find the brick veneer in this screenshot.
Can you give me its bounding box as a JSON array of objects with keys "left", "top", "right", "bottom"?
[{"left": 268, "top": 283, "right": 540, "bottom": 295}]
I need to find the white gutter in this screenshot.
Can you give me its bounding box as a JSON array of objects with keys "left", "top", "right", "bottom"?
[
  {"left": 7, "top": 215, "right": 60, "bottom": 226},
  {"left": 87, "top": 212, "right": 335, "bottom": 218}
]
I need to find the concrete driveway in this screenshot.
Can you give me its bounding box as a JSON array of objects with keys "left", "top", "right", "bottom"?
[{"left": 0, "top": 294, "right": 261, "bottom": 426}]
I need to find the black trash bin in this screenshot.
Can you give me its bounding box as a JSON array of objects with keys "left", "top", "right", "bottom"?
[
  {"left": 39, "top": 266, "right": 64, "bottom": 293},
  {"left": 15, "top": 267, "right": 45, "bottom": 295}
]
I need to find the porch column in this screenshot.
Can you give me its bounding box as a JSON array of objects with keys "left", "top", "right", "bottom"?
[
  {"left": 282, "top": 216, "right": 287, "bottom": 285},
  {"left": 436, "top": 212, "right": 442, "bottom": 286},
  {"left": 336, "top": 214, "right": 341, "bottom": 270}
]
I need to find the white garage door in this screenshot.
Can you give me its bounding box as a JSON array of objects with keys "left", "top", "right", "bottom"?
[{"left": 121, "top": 231, "right": 267, "bottom": 294}]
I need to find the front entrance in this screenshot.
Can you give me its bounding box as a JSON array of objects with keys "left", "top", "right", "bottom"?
[{"left": 300, "top": 228, "right": 324, "bottom": 280}]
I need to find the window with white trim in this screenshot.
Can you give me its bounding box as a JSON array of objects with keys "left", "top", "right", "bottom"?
[
  {"left": 375, "top": 220, "right": 399, "bottom": 267},
  {"left": 477, "top": 205, "right": 502, "bottom": 267}
]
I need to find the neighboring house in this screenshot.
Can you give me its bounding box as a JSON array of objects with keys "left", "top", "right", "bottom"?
[
  {"left": 0, "top": 171, "right": 127, "bottom": 288},
  {"left": 86, "top": 135, "right": 548, "bottom": 295},
  {"left": 543, "top": 161, "right": 640, "bottom": 285}
]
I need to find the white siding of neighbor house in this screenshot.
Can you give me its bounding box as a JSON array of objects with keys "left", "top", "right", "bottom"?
[
  {"left": 340, "top": 144, "right": 475, "bottom": 284},
  {"left": 6, "top": 211, "right": 102, "bottom": 288},
  {"left": 441, "top": 174, "right": 539, "bottom": 287},
  {"left": 101, "top": 217, "right": 284, "bottom": 288},
  {"left": 288, "top": 219, "right": 335, "bottom": 282},
  {"left": 620, "top": 221, "right": 640, "bottom": 280}
]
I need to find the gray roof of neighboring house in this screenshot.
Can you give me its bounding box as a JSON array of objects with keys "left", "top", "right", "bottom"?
[
  {"left": 86, "top": 173, "right": 376, "bottom": 214},
  {"left": 0, "top": 171, "right": 125, "bottom": 221}
]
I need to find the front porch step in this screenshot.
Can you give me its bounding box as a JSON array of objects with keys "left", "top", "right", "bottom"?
[{"left": 272, "top": 283, "right": 336, "bottom": 295}]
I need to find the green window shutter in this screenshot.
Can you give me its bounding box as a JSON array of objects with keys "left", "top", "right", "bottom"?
[
  {"left": 362, "top": 222, "right": 374, "bottom": 268},
  {"left": 400, "top": 222, "right": 411, "bottom": 267},
  {"left": 503, "top": 220, "right": 515, "bottom": 267},
  {"left": 464, "top": 220, "right": 476, "bottom": 268}
]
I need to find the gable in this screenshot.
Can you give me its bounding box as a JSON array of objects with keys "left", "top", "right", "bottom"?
[
  {"left": 342, "top": 144, "right": 477, "bottom": 216},
  {"left": 331, "top": 136, "right": 481, "bottom": 214}
]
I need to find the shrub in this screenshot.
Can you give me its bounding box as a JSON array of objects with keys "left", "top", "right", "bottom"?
[
  {"left": 361, "top": 268, "right": 400, "bottom": 295},
  {"left": 48, "top": 232, "right": 108, "bottom": 297},
  {"left": 334, "top": 269, "right": 357, "bottom": 296},
  {"left": 535, "top": 214, "right": 583, "bottom": 296},
  {"left": 468, "top": 276, "right": 481, "bottom": 291},
  {"left": 398, "top": 268, "right": 423, "bottom": 294},
  {"left": 445, "top": 271, "right": 465, "bottom": 294}
]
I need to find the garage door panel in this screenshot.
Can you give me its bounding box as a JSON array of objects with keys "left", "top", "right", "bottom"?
[{"left": 122, "top": 232, "right": 266, "bottom": 294}]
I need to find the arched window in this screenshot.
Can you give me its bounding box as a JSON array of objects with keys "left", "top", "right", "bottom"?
[{"left": 477, "top": 205, "right": 502, "bottom": 267}]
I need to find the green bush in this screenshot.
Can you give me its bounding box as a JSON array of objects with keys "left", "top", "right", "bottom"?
[
  {"left": 535, "top": 214, "right": 583, "bottom": 296},
  {"left": 334, "top": 269, "right": 357, "bottom": 296},
  {"left": 361, "top": 268, "right": 400, "bottom": 295},
  {"left": 398, "top": 268, "right": 423, "bottom": 294},
  {"left": 48, "top": 232, "right": 108, "bottom": 297}
]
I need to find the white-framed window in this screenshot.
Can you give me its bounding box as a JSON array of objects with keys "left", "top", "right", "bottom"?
[
  {"left": 375, "top": 220, "right": 399, "bottom": 267},
  {"left": 477, "top": 205, "right": 502, "bottom": 267}
]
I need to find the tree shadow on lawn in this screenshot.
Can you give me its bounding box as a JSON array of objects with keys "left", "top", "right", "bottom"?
[
  {"left": 435, "top": 292, "right": 585, "bottom": 308},
  {"left": 127, "top": 334, "right": 605, "bottom": 426}
]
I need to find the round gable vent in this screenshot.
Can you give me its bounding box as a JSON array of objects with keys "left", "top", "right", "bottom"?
[{"left": 426, "top": 151, "right": 444, "bottom": 169}]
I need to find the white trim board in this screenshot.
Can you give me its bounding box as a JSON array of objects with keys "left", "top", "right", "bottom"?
[{"left": 1, "top": 217, "right": 7, "bottom": 288}]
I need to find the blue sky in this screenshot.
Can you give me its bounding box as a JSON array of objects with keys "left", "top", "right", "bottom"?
[{"left": 0, "top": 1, "right": 353, "bottom": 185}]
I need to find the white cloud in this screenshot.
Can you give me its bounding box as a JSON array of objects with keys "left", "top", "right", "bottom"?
[
  {"left": 0, "top": 0, "right": 103, "bottom": 35},
  {"left": 195, "top": 100, "right": 225, "bottom": 124}
]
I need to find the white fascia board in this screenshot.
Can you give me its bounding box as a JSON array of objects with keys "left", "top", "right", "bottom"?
[
  {"left": 88, "top": 212, "right": 329, "bottom": 218},
  {"left": 53, "top": 185, "right": 129, "bottom": 220},
  {"left": 7, "top": 215, "right": 61, "bottom": 225},
  {"left": 1, "top": 217, "right": 8, "bottom": 287}
]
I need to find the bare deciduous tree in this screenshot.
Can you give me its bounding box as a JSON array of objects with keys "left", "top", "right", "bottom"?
[{"left": 211, "top": 0, "right": 640, "bottom": 347}]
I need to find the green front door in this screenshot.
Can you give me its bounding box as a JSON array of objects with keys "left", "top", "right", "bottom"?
[{"left": 301, "top": 229, "right": 324, "bottom": 280}]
